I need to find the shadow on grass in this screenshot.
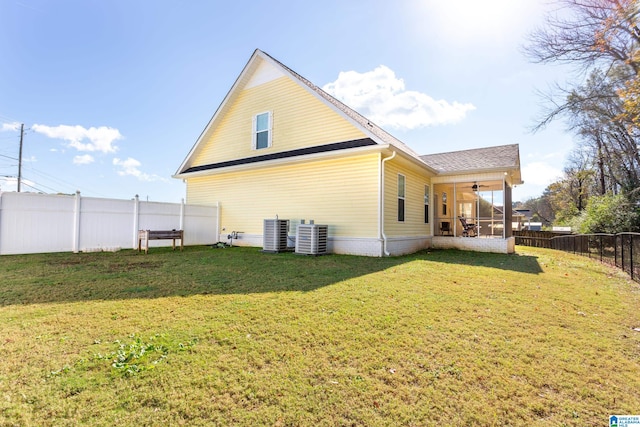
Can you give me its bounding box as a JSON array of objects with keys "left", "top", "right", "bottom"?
[
  {"left": 0, "top": 246, "right": 542, "bottom": 306},
  {"left": 423, "top": 248, "right": 544, "bottom": 275}
]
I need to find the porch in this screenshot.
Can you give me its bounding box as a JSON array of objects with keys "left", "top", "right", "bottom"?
[{"left": 430, "top": 178, "right": 516, "bottom": 254}]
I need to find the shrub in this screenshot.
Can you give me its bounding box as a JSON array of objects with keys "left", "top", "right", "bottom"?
[{"left": 575, "top": 193, "right": 640, "bottom": 233}]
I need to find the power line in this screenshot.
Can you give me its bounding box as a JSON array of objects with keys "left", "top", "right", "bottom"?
[
  {"left": 24, "top": 166, "right": 107, "bottom": 197},
  {"left": 17, "top": 124, "right": 23, "bottom": 192},
  {"left": 20, "top": 175, "right": 61, "bottom": 193},
  {"left": 19, "top": 181, "right": 49, "bottom": 194},
  {"left": 0, "top": 113, "right": 20, "bottom": 124}
]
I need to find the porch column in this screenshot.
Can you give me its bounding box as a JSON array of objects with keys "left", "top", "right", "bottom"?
[
  {"left": 453, "top": 182, "right": 457, "bottom": 236},
  {"left": 504, "top": 179, "right": 513, "bottom": 238}
]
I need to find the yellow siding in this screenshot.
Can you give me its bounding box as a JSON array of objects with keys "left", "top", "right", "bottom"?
[
  {"left": 186, "top": 153, "right": 380, "bottom": 238},
  {"left": 192, "top": 76, "right": 367, "bottom": 167},
  {"left": 383, "top": 157, "right": 431, "bottom": 237}
]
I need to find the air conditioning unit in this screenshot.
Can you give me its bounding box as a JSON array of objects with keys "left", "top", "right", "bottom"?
[
  {"left": 295, "top": 224, "right": 328, "bottom": 255},
  {"left": 263, "top": 219, "right": 289, "bottom": 252}
]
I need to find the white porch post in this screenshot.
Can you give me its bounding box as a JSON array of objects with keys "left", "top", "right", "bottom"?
[
  {"left": 72, "top": 190, "right": 81, "bottom": 253},
  {"left": 132, "top": 194, "right": 140, "bottom": 249},
  {"left": 502, "top": 178, "right": 506, "bottom": 239},
  {"left": 180, "top": 198, "right": 185, "bottom": 230},
  {"left": 453, "top": 182, "right": 457, "bottom": 236}
]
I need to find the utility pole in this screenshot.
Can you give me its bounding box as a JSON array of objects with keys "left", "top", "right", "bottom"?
[{"left": 17, "top": 123, "right": 23, "bottom": 192}]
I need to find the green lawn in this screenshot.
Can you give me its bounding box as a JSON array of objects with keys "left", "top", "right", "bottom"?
[{"left": 0, "top": 246, "right": 638, "bottom": 426}]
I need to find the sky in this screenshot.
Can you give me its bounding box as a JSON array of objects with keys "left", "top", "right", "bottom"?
[{"left": 0, "top": 0, "right": 578, "bottom": 203}]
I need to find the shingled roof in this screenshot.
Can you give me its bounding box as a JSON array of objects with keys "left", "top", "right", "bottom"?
[{"left": 420, "top": 144, "right": 521, "bottom": 175}]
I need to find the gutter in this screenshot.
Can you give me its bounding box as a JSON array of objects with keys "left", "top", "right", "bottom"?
[{"left": 380, "top": 150, "right": 396, "bottom": 256}]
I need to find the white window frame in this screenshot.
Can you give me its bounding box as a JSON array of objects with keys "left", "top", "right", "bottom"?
[
  {"left": 424, "top": 185, "right": 430, "bottom": 224},
  {"left": 398, "top": 174, "right": 406, "bottom": 222},
  {"left": 442, "top": 192, "right": 448, "bottom": 216},
  {"left": 252, "top": 111, "right": 272, "bottom": 150}
]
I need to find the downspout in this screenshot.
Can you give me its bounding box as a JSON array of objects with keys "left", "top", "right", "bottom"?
[{"left": 380, "top": 150, "right": 396, "bottom": 256}]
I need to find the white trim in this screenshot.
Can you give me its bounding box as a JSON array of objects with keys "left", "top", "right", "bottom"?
[
  {"left": 424, "top": 184, "right": 430, "bottom": 225},
  {"left": 397, "top": 173, "right": 406, "bottom": 223},
  {"left": 380, "top": 151, "right": 396, "bottom": 256},
  {"left": 252, "top": 111, "right": 272, "bottom": 150},
  {"left": 245, "top": 60, "right": 286, "bottom": 89},
  {"left": 431, "top": 171, "right": 515, "bottom": 184},
  {"left": 502, "top": 177, "right": 506, "bottom": 239},
  {"left": 174, "top": 144, "right": 391, "bottom": 179},
  {"left": 175, "top": 50, "right": 263, "bottom": 175}
]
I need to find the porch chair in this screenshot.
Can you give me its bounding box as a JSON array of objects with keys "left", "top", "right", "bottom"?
[
  {"left": 458, "top": 216, "right": 477, "bottom": 237},
  {"left": 439, "top": 221, "right": 452, "bottom": 236}
]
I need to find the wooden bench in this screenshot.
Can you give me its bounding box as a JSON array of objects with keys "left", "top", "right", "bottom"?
[{"left": 138, "top": 229, "right": 184, "bottom": 254}]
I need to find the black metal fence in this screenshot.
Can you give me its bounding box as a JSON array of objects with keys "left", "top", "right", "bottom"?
[{"left": 514, "top": 231, "right": 640, "bottom": 282}]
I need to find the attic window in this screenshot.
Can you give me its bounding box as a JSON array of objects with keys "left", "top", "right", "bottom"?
[{"left": 253, "top": 112, "right": 272, "bottom": 150}]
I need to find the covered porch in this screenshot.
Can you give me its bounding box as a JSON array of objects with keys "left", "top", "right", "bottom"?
[
  {"left": 420, "top": 144, "right": 523, "bottom": 254},
  {"left": 430, "top": 177, "right": 516, "bottom": 254}
]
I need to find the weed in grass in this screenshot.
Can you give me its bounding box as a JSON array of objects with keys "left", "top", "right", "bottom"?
[{"left": 47, "top": 334, "right": 198, "bottom": 380}]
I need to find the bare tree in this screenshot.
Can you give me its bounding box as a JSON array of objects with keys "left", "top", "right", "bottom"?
[
  {"left": 525, "top": 0, "right": 640, "bottom": 74},
  {"left": 525, "top": 0, "right": 640, "bottom": 210}
]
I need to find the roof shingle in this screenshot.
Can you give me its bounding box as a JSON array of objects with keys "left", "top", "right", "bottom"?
[{"left": 420, "top": 144, "right": 520, "bottom": 174}]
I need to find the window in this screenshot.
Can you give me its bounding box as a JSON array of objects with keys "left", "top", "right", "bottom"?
[
  {"left": 442, "top": 192, "right": 447, "bottom": 216},
  {"left": 253, "top": 112, "right": 271, "bottom": 150},
  {"left": 424, "top": 185, "right": 430, "bottom": 224},
  {"left": 398, "top": 174, "right": 406, "bottom": 222}
]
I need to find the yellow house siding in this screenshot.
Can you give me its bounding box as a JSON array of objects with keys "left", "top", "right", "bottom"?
[
  {"left": 186, "top": 153, "right": 380, "bottom": 238},
  {"left": 191, "top": 76, "right": 366, "bottom": 167},
  {"left": 383, "top": 157, "right": 432, "bottom": 237}
]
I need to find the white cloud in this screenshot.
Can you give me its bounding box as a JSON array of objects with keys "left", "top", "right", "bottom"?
[
  {"left": 522, "top": 161, "right": 563, "bottom": 187},
  {"left": 0, "top": 177, "right": 37, "bottom": 192},
  {"left": 33, "top": 124, "right": 121, "bottom": 153},
  {"left": 73, "top": 154, "right": 94, "bottom": 165},
  {"left": 323, "top": 65, "right": 475, "bottom": 130},
  {"left": 1, "top": 122, "right": 21, "bottom": 132},
  {"left": 113, "top": 157, "right": 166, "bottom": 182}
]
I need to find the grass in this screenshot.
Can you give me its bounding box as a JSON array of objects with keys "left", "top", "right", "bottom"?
[{"left": 0, "top": 245, "right": 639, "bottom": 426}]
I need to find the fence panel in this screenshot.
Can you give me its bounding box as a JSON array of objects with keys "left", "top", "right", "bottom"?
[
  {"left": 80, "top": 197, "right": 136, "bottom": 251},
  {"left": 183, "top": 204, "right": 218, "bottom": 245},
  {"left": 0, "top": 192, "right": 75, "bottom": 254},
  {"left": 0, "top": 192, "right": 218, "bottom": 255}
]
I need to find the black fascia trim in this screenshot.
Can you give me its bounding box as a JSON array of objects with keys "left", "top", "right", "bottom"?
[{"left": 182, "top": 138, "right": 377, "bottom": 174}]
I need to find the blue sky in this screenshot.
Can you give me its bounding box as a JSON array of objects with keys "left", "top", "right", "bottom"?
[{"left": 0, "top": 0, "right": 575, "bottom": 202}]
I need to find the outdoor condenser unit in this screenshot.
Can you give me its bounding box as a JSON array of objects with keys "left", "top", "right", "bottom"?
[
  {"left": 263, "top": 219, "right": 289, "bottom": 252},
  {"left": 295, "top": 223, "right": 328, "bottom": 255}
]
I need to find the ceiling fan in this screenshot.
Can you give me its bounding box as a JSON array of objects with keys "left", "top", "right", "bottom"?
[{"left": 462, "top": 182, "right": 490, "bottom": 191}]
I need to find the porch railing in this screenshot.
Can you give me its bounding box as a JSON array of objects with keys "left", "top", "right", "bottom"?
[{"left": 438, "top": 216, "right": 506, "bottom": 237}]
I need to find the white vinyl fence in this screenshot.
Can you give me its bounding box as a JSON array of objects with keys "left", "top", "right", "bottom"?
[{"left": 0, "top": 192, "right": 219, "bottom": 255}]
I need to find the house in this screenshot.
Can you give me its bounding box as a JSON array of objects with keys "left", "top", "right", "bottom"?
[{"left": 174, "top": 49, "right": 523, "bottom": 256}]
